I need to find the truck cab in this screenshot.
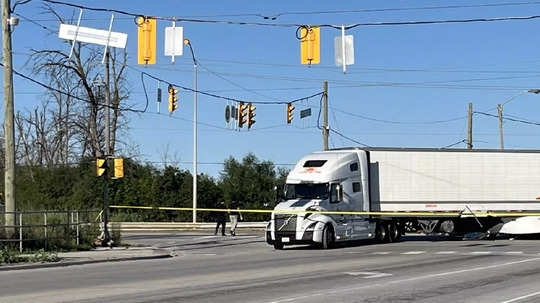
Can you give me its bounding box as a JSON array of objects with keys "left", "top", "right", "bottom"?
[{"left": 266, "top": 150, "right": 377, "bottom": 249}]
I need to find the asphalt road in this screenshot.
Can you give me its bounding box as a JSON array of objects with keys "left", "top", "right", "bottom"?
[{"left": 2, "top": 232, "right": 540, "bottom": 303}]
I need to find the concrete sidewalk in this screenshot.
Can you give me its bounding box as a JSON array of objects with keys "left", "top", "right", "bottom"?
[{"left": 0, "top": 246, "right": 172, "bottom": 271}]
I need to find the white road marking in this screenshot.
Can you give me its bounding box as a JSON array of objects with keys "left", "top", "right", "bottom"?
[
  {"left": 267, "top": 257, "right": 540, "bottom": 303},
  {"left": 344, "top": 271, "right": 392, "bottom": 279},
  {"left": 401, "top": 251, "right": 426, "bottom": 255},
  {"left": 501, "top": 290, "right": 540, "bottom": 303},
  {"left": 470, "top": 251, "right": 492, "bottom": 255},
  {"left": 504, "top": 251, "right": 523, "bottom": 255},
  {"left": 371, "top": 251, "right": 392, "bottom": 255},
  {"left": 435, "top": 251, "right": 457, "bottom": 255}
]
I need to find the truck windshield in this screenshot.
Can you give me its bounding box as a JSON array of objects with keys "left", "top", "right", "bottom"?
[{"left": 285, "top": 183, "right": 329, "bottom": 200}]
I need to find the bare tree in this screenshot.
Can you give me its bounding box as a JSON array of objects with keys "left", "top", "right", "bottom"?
[{"left": 25, "top": 6, "right": 130, "bottom": 161}]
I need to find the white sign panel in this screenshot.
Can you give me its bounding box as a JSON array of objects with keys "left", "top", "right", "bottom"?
[
  {"left": 58, "top": 24, "right": 127, "bottom": 49},
  {"left": 334, "top": 35, "right": 354, "bottom": 66},
  {"left": 165, "top": 26, "right": 184, "bottom": 56}
]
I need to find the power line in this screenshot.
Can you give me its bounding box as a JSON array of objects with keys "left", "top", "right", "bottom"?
[
  {"left": 329, "top": 128, "right": 370, "bottom": 147},
  {"left": 42, "top": 0, "right": 540, "bottom": 30},
  {"left": 475, "top": 111, "right": 540, "bottom": 126},
  {"left": 135, "top": 66, "right": 324, "bottom": 105},
  {"left": 332, "top": 107, "right": 466, "bottom": 125},
  {"left": 0, "top": 62, "right": 146, "bottom": 113},
  {"left": 442, "top": 139, "right": 467, "bottom": 148}
]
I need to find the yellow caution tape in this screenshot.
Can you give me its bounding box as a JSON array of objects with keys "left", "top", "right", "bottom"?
[{"left": 109, "top": 205, "right": 540, "bottom": 217}]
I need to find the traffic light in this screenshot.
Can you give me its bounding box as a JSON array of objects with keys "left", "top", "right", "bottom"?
[
  {"left": 238, "top": 102, "right": 248, "bottom": 128},
  {"left": 96, "top": 158, "right": 107, "bottom": 177},
  {"left": 300, "top": 26, "right": 320, "bottom": 65},
  {"left": 137, "top": 17, "right": 156, "bottom": 64},
  {"left": 113, "top": 158, "right": 124, "bottom": 179},
  {"left": 247, "top": 102, "right": 256, "bottom": 129},
  {"left": 287, "top": 102, "right": 295, "bottom": 124},
  {"left": 168, "top": 84, "right": 179, "bottom": 113}
]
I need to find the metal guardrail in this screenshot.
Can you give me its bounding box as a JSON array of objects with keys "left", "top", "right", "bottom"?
[
  {"left": 1, "top": 210, "right": 101, "bottom": 252},
  {"left": 110, "top": 222, "right": 267, "bottom": 232}
]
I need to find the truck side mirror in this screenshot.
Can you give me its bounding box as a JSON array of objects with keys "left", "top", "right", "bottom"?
[{"left": 337, "top": 184, "right": 343, "bottom": 202}]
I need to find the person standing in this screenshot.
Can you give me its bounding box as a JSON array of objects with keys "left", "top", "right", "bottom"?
[
  {"left": 229, "top": 201, "right": 243, "bottom": 236},
  {"left": 214, "top": 201, "right": 226, "bottom": 236}
]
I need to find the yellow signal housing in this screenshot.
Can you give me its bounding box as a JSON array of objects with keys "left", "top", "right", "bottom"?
[
  {"left": 96, "top": 158, "right": 106, "bottom": 177},
  {"left": 287, "top": 102, "right": 295, "bottom": 124},
  {"left": 114, "top": 158, "right": 124, "bottom": 179},
  {"left": 137, "top": 17, "right": 156, "bottom": 64},
  {"left": 238, "top": 102, "right": 248, "bottom": 128},
  {"left": 168, "top": 84, "right": 179, "bottom": 113},
  {"left": 300, "top": 26, "right": 320, "bottom": 65},
  {"left": 247, "top": 103, "right": 256, "bottom": 129}
]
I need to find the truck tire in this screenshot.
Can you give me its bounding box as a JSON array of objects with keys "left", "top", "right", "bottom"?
[
  {"left": 322, "top": 224, "right": 335, "bottom": 249},
  {"left": 375, "top": 222, "right": 387, "bottom": 243},
  {"left": 274, "top": 242, "right": 284, "bottom": 250},
  {"left": 388, "top": 222, "right": 400, "bottom": 243}
]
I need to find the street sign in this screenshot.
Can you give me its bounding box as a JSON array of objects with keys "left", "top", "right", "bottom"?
[
  {"left": 58, "top": 24, "right": 127, "bottom": 48},
  {"left": 334, "top": 35, "right": 354, "bottom": 67},
  {"left": 165, "top": 26, "right": 184, "bottom": 56},
  {"left": 300, "top": 108, "right": 312, "bottom": 119}
]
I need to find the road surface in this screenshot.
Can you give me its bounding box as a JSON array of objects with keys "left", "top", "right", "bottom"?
[{"left": 1, "top": 232, "right": 540, "bottom": 303}]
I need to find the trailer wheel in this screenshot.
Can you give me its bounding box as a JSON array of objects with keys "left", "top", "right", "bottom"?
[
  {"left": 322, "top": 224, "right": 335, "bottom": 249},
  {"left": 375, "top": 222, "right": 387, "bottom": 243},
  {"left": 273, "top": 242, "right": 284, "bottom": 250}
]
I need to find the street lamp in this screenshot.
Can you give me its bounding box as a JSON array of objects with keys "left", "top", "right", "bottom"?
[
  {"left": 498, "top": 89, "right": 540, "bottom": 149},
  {"left": 184, "top": 38, "right": 198, "bottom": 223}
]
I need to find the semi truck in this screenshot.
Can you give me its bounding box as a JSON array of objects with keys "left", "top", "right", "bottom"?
[{"left": 266, "top": 147, "right": 540, "bottom": 249}]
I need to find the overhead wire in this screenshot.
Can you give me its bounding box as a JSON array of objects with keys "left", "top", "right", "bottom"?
[
  {"left": 42, "top": 0, "right": 540, "bottom": 30},
  {"left": 332, "top": 107, "right": 466, "bottom": 125},
  {"left": 475, "top": 111, "right": 540, "bottom": 126}
]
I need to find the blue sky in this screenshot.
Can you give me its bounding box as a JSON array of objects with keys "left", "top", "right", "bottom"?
[{"left": 6, "top": 1, "right": 540, "bottom": 177}]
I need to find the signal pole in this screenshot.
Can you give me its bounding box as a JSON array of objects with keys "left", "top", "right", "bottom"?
[
  {"left": 322, "top": 81, "right": 329, "bottom": 150},
  {"left": 3, "top": 0, "right": 16, "bottom": 237}
]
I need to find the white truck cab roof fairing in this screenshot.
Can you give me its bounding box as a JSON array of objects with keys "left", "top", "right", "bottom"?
[{"left": 287, "top": 151, "right": 359, "bottom": 184}]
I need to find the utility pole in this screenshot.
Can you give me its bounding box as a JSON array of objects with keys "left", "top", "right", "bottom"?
[
  {"left": 467, "top": 103, "right": 473, "bottom": 149},
  {"left": 322, "top": 81, "right": 329, "bottom": 150},
  {"left": 498, "top": 104, "right": 504, "bottom": 149},
  {"left": 102, "top": 51, "right": 111, "bottom": 244},
  {"left": 3, "top": 0, "right": 16, "bottom": 237}
]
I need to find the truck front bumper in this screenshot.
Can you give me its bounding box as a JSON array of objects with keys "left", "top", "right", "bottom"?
[{"left": 266, "top": 230, "right": 315, "bottom": 246}]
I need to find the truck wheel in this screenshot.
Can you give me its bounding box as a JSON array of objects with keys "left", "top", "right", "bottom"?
[
  {"left": 322, "top": 224, "right": 335, "bottom": 249},
  {"left": 274, "top": 242, "right": 284, "bottom": 250},
  {"left": 375, "top": 222, "right": 387, "bottom": 243},
  {"left": 388, "top": 222, "right": 400, "bottom": 243}
]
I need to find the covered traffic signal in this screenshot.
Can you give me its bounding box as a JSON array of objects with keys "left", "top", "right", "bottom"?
[
  {"left": 168, "top": 84, "right": 179, "bottom": 113},
  {"left": 96, "top": 158, "right": 107, "bottom": 177},
  {"left": 287, "top": 102, "right": 295, "bottom": 124},
  {"left": 300, "top": 26, "right": 320, "bottom": 65},
  {"left": 238, "top": 102, "right": 248, "bottom": 128},
  {"left": 137, "top": 17, "right": 156, "bottom": 64},
  {"left": 247, "top": 103, "right": 256, "bottom": 129}
]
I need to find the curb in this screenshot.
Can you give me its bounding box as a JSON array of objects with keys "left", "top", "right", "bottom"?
[{"left": 0, "top": 253, "right": 172, "bottom": 272}]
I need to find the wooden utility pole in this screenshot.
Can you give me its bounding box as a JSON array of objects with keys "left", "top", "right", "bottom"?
[
  {"left": 467, "top": 103, "right": 473, "bottom": 149},
  {"left": 498, "top": 104, "right": 504, "bottom": 149},
  {"left": 2, "top": 0, "right": 16, "bottom": 237},
  {"left": 322, "top": 81, "right": 329, "bottom": 150}
]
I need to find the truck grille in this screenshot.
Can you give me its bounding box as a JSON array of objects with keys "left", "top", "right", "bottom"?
[{"left": 274, "top": 214, "right": 297, "bottom": 232}]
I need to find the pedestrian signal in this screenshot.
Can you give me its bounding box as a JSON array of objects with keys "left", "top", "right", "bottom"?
[{"left": 96, "top": 158, "right": 107, "bottom": 177}]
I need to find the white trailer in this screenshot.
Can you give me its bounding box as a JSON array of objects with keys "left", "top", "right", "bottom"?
[{"left": 266, "top": 148, "right": 540, "bottom": 249}]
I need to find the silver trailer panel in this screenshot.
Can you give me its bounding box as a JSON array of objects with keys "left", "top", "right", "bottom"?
[{"left": 368, "top": 150, "right": 540, "bottom": 212}]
